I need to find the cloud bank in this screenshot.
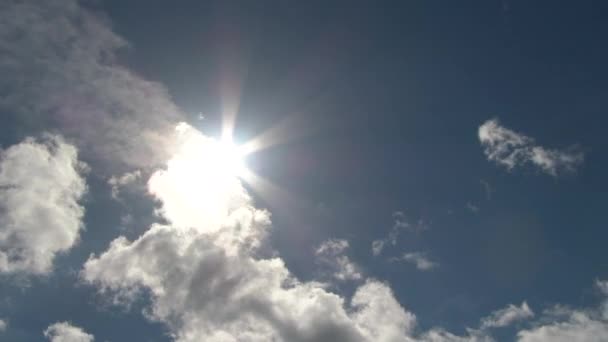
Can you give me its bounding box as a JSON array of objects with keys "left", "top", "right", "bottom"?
[
  {"left": 0, "top": 135, "right": 87, "bottom": 275},
  {"left": 478, "top": 119, "right": 583, "bottom": 176}
]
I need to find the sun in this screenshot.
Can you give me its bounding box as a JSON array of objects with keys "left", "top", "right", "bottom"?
[{"left": 210, "top": 137, "right": 247, "bottom": 178}]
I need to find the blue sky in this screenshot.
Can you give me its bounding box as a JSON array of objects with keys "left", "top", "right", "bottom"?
[{"left": 0, "top": 1, "right": 607, "bottom": 341}]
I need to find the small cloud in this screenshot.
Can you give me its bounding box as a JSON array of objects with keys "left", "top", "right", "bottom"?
[
  {"left": 44, "top": 322, "right": 94, "bottom": 342},
  {"left": 390, "top": 252, "right": 439, "bottom": 271},
  {"left": 478, "top": 118, "right": 583, "bottom": 176},
  {"left": 371, "top": 240, "right": 385, "bottom": 257},
  {"left": 466, "top": 202, "right": 480, "bottom": 214},
  {"left": 480, "top": 301, "right": 534, "bottom": 329},
  {"left": 0, "top": 319, "right": 7, "bottom": 332},
  {"left": 108, "top": 170, "right": 142, "bottom": 200},
  {"left": 315, "top": 239, "right": 362, "bottom": 281}
]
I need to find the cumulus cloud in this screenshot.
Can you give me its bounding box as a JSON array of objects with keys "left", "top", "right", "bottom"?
[
  {"left": 517, "top": 311, "right": 608, "bottom": 342},
  {"left": 0, "top": 0, "right": 183, "bottom": 171},
  {"left": 390, "top": 252, "right": 438, "bottom": 271},
  {"left": 0, "top": 319, "right": 6, "bottom": 332},
  {"left": 480, "top": 302, "right": 534, "bottom": 329},
  {"left": 478, "top": 119, "right": 583, "bottom": 176},
  {"left": 44, "top": 322, "right": 94, "bottom": 342},
  {"left": 315, "top": 239, "right": 362, "bottom": 281},
  {"left": 0, "top": 135, "right": 87, "bottom": 275},
  {"left": 82, "top": 124, "right": 421, "bottom": 342}
]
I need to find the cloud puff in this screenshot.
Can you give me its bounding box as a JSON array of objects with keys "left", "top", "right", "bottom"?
[
  {"left": 0, "top": 135, "right": 87, "bottom": 275},
  {"left": 480, "top": 302, "right": 534, "bottom": 329},
  {"left": 82, "top": 124, "right": 420, "bottom": 342},
  {"left": 478, "top": 119, "right": 583, "bottom": 176},
  {"left": 44, "top": 322, "right": 94, "bottom": 342},
  {"left": 0, "top": 0, "right": 183, "bottom": 172},
  {"left": 390, "top": 252, "right": 439, "bottom": 271},
  {"left": 315, "top": 239, "right": 362, "bottom": 281},
  {"left": 0, "top": 319, "right": 6, "bottom": 332}
]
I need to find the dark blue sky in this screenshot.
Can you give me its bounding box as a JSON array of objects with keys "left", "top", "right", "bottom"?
[{"left": 1, "top": 1, "right": 608, "bottom": 341}]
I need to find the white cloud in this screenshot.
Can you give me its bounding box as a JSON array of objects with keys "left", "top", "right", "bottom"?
[
  {"left": 0, "top": 319, "right": 7, "bottom": 332},
  {"left": 0, "top": 135, "right": 87, "bottom": 275},
  {"left": 390, "top": 252, "right": 438, "bottom": 271},
  {"left": 481, "top": 302, "right": 534, "bottom": 329},
  {"left": 315, "top": 239, "right": 362, "bottom": 281},
  {"left": 44, "top": 322, "right": 94, "bottom": 342},
  {"left": 478, "top": 119, "right": 583, "bottom": 176},
  {"left": 517, "top": 311, "right": 608, "bottom": 342},
  {"left": 516, "top": 280, "right": 608, "bottom": 342}
]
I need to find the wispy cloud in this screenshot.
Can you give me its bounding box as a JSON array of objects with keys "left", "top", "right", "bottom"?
[
  {"left": 466, "top": 202, "right": 480, "bottom": 214},
  {"left": 390, "top": 252, "right": 439, "bottom": 271},
  {"left": 315, "top": 239, "right": 362, "bottom": 281},
  {"left": 480, "top": 302, "right": 534, "bottom": 329},
  {"left": 478, "top": 119, "right": 583, "bottom": 176},
  {"left": 372, "top": 211, "right": 429, "bottom": 256},
  {"left": 0, "top": 0, "right": 183, "bottom": 172},
  {"left": 480, "top": 179, "right": 493, "bottom": 200}
]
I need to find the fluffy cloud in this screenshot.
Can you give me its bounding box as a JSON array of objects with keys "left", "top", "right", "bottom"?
[
  {"left": 315, "top": 239, "right": 362, "bottom": 281},
  {"left": 0, "top": 0, "right": 182, "bottom": 171},
  {"left": 44, "top": 322, "right": 94, "bottom": 342},
  {"left": 0, "top": 135, "right": 87, "bottom": 275},
  {"left": 478, "top": 119, "right": 583, "bottom": 176},
  {"left": 480, "top": 302, "right": 534, "bottom": 329},
  {"left": 517, "top": 311, "right": 608, "bottom": 342},
  {"left": 0, "top": 319, "right": 6, "bottom": 332},
  {"left": 390, "top": 252, "right": 438, "bottom": 271}
]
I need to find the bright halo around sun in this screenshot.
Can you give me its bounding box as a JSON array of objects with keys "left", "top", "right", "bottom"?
[{"left": 149, "top": 123, "right": 253, "bottom": 231}]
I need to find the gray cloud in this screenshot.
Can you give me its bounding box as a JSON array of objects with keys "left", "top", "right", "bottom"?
[
  {"left": 0, "top": 0, "right": 183, "bottom": 172},
  {"left": 478, "top": 119, "right": 583, "bottom": 176},
  {"left": 0, "top": 135, "right": 87, "bottom": 275}
]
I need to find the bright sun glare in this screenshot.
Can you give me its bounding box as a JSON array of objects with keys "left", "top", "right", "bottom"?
[{"left": 211, "top": 138, "right": 247, "bottom": 178}]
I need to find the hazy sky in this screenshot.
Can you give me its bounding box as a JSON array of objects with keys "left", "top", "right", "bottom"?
[{"left": 1, "top": 1, "right": 607, "bottom": 341}]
